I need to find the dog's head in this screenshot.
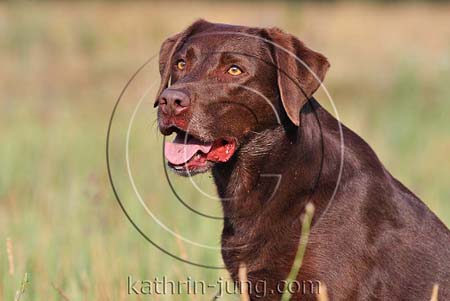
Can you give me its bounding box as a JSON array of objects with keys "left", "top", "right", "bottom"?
[{"left": 155, "top": 19, "right": 329, "bottom": 176}]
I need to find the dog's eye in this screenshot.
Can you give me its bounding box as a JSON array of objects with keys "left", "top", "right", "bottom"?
[
  {"left": 227, "top": 65, "right": 243, "bottom": 76},
  {"left": 176, "top": 60, "right": 186, "bottom": 71}
]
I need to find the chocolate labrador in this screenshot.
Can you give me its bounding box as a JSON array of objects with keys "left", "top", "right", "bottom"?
[{"left": 155, "top": 19, "right": 450, "bottom": 300}]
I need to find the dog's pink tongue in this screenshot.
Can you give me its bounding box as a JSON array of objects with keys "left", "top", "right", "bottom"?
[{"left": 165, "top": 134, "right": 212, "bottom": 165}]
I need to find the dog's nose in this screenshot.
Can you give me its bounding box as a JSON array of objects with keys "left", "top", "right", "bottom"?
[{"left": 158, "top": 89, "right": 190, "bottom": 116}]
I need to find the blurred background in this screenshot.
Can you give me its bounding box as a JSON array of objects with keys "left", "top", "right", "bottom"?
[{"left": 1, "top": 1, "right": 449, "bottom": 300}]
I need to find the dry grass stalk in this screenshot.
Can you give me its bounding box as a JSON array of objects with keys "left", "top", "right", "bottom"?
[
  {"left": 174, "top": 226, "right": 188, "bottom": 261},
  {"left": 51, "top": 282, "right": 70, "bottom": 301},
  {"left": 281, "top": 203, "right": 315, "bottom": 301},
  {"left": 14, "top": 273, "right": 29, "bottom": 301},
  {"left": 317, "top": 283, "right": 329, "bottom": 301},
  {"left": 211, "top": 290, "right": 222, "bottom": 300},
  {"left": 238, "top": 263, "right": 250, "bottom": 301},
  {"left": 430, "top": 284, "right": 439, "bottom": 301},
  {"left": 173, "top": 230, "right": 196, "bottom": 300},
  {"left": 6, "top": 237, "right": 15, "bottom": 276}
]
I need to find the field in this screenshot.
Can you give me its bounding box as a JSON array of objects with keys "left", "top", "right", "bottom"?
[{"left": 1, "top": 2, "right": 450, "bottom": 300}]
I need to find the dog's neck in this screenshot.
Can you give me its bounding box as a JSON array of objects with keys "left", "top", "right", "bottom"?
[{"left": 212, "top": 99, "right": 338, "bottom": 226}]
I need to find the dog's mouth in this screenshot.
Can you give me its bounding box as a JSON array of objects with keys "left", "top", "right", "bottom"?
[{"left": 164, "top": 131, "right": 237, "bottom": 175}]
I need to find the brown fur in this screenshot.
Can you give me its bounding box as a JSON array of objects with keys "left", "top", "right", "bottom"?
[{"left": 155, "top": 20, "right": 450, "bottom": 300}]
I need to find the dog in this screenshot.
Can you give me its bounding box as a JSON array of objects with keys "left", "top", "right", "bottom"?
[{"left": 155, "top": 19, "right": 450, "bottom": 300}]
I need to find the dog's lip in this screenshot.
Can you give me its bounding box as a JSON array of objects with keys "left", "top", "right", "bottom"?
[
  {"left": 159, "top": 124, "right": 184, "bottom": 136},
  {"left": 159, "top": 124, "right": 209, "bottom": 142},
  {"left": 205, "top": 137, "right": 237, "bottom": 162}
]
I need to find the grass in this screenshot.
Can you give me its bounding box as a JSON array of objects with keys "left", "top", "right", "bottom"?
[
  {"left": 14, "top": 273, "right": 29, "bottom": 301},
  {"left": 281, "top": 203, "right": 314, "bottom": 301},
  {"left": 1, "top": 1, "right": 450, "bottom": 300}
]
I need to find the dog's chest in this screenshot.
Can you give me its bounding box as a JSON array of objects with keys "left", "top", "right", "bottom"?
[{"left": 220, "top": 217, "right": 301, "bottom": 282}]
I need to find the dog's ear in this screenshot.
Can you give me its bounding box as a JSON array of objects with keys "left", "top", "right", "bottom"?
[
  {"left": 264, "top": 28, "right": 330, "bottom": 126},
  {"left": 154, "top": 19, "right": 208, "bottom": 107}
]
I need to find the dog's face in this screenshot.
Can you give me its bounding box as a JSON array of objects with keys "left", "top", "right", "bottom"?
[{"left": 155, "top": 20, "right": 330, "bottom": 176}]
